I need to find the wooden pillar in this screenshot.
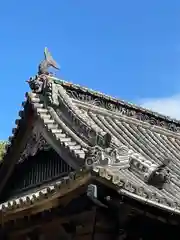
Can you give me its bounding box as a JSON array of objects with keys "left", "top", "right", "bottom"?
[{"left": 74, "top": 207, "right": 118, "bottom": 240}]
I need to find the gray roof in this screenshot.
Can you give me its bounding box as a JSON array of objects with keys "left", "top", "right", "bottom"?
[{"left": 3, "top": 76, "right": 180, "bottom": 215}]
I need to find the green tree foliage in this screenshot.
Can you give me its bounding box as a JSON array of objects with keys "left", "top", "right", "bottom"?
[{"left": 0, "top": 141, "right": 6, "bottom": 160}]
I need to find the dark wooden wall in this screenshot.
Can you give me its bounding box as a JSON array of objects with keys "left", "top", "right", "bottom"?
[{"left": 7, "top": 207, "right": 118, "bottom": 240}]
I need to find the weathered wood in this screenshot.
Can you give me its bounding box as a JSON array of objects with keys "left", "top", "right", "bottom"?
[
  {"left": 40, "top": 222, "right": 72, "bottom": 240},
  {"left": 7, "top": 209, "right": 95, "bottom": 238},
  {"left": 4, "top": 149, "right": 72, "bottom": 198},
  {"left": 1, "top": 174, "right": 91, "bottom": 223},
  {"left": 93, "top": 233, "right": 117, "bottom": 240},
  {"left": 75, "top": 207, "right": 118, "bottom": 240}
]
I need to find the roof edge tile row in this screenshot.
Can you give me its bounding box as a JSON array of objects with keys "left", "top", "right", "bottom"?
[{"left": 50, "top": 77, "right": 180, "bottom": 133}]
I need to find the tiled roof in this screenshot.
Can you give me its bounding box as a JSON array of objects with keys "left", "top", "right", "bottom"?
[
  {"left": 0, "top": 170, "right": 90, "bottom": 217},
  {"left": 28, "top": 91, "right": 86, "bottom": 160},
  {"left": 2, "top": 75, "right": 180, "bottom": 215},
  {"left": 50, "top": 78, "right": 180, "bottom": 214},
  {"left": 1, "top": 168, "right": 180, "bottom": 218},
  {"left": 94, "top": 167, "right": 180, "bottom": 214},
  {"left": 55, "top": 77, "right": 180, "bottom": 131}
]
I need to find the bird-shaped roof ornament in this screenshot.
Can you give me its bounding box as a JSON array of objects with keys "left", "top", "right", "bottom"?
[{"left": 38, "top": 47, "right": 60, "bottom": 75}]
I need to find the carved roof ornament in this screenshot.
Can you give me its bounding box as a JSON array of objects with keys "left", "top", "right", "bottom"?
[
  {"left": 129, "top": 153, "right": 171, "bottom": 188},
  {"left": 27, "top": 47, "right": 60, "bottom": 93},
  {"left": 85, "top": 145, "right": 131, "bottom": 169},
  {"left": 144, "top": 157, "right": 171, "bottom": 189},
  {"left": 38, "top": 47, "right": 60, "bottom": 75},
  {"left": 86, "top": 143, "right": 171, "bottom": 189},
  {"left": 19, "top": 125, "right": 50, "bottom": 162}
]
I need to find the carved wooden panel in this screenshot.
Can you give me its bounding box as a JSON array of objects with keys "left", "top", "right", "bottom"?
[{"left": 4, "top": 149, "right": 72, "bottom": 199}]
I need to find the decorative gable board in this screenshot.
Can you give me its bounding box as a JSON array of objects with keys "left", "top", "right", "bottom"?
[{"left": 19, "top": 124, "right": 50, "bottom": 163}]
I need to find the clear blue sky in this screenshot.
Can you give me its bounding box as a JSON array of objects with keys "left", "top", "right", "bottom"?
[{"left": 0, "top": 0, "right": 180, "bottom": 140}]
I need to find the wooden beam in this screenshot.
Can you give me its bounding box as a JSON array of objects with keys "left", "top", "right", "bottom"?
[
  {"left": 1, "top": 175, "right": 91, "bottom": 223},
  {"left": 7, "top": 210, "right": 95, "bottom": 238}
]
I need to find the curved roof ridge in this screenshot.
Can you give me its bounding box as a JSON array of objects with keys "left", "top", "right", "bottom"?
[
  {"left": 50, "top": 77, "right": 180, "bottom": 131},
  {"left": 47, "top": 80, "right": 112, "bottom": 149}
]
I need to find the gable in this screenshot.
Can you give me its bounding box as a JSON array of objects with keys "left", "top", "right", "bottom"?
[
  {"left": 2, "top": 147, "right": 72, "bottom": 201},
  {"left": 0, "top": 121, "right": 73, "bottom": 202},
  {"left": 0, "top": 97, "right": 79, "bottom": 198}
]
